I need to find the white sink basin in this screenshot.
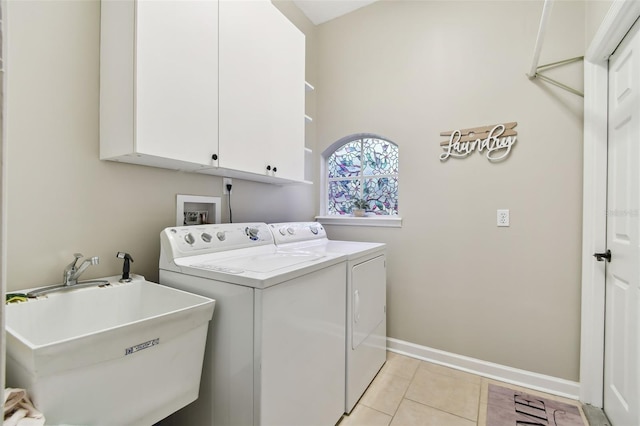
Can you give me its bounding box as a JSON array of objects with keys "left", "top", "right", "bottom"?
[{"left": 6, "top": 275, "right": 215, "bottom": 426}]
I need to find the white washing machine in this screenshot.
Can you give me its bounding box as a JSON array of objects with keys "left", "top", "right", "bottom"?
[
  {"left": 269, "top": 222, "right": 387, "bottom": 413},
  {"left": 158, "top": 223, "right": 347, "bottom": 426}
]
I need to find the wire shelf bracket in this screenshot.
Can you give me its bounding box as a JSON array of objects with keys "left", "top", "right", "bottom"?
[
  {"left": 526, "top": 0, "right": 584, "bottom": 98},
  {"left": 528, "top": 56, "right": 585, "bottom": 98}
]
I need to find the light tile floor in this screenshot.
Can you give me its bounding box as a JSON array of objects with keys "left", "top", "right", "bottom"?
[{"left": 338, "top": 351, "right": 589, "bottom": 426}]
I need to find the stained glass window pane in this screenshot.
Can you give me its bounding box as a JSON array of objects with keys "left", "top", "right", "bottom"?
[
  {"left": 327, "top": 135, "right": 399, "bottom": 216},
  {"left": 362, "top": 138, "right": 399, "bottom": 176},
  {"left": 363, "top": 177, "right": 399, "bottom": 215},
  {"left": 328, "top": 141, "right": 361, "bottom": 178},
  {"left": 328, "top": 179, "right": 362, "bottom": 215}
]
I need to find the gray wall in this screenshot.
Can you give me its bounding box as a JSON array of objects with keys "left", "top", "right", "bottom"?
[
  {"left": 3, "top": 0, "right": 316, "bottom": 291},
  {"left": 315, "top": 0, "right": 586, "bottom": 381}
]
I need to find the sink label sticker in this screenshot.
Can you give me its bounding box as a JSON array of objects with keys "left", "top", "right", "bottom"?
[{"left": 125, "top": 338, "right": 160, "bottom": 356}]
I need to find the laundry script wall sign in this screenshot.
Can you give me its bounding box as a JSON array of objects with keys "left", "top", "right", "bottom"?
[{"left": 439, "top": 122, "right": 517, "bottom": 162}]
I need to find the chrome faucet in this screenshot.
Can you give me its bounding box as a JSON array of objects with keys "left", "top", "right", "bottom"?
[
  {"left": 27, "top": 253, "right": 109, "bottom": 298},
  {"left": 63, "top": 253, "right": 99, "bottom": 286}
]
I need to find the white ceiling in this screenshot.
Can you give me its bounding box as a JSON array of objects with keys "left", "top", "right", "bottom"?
[{"left": 292, "top": 0, "right": 379, "bottom": 25}]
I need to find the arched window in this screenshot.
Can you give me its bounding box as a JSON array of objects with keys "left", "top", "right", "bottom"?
[{"left": 325, "top": 134, "right": 399, "bottom": 216}]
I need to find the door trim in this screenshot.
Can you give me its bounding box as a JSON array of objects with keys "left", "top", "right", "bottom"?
[{"left": 581, "top": 0, "right": 640, "bottom": 407}]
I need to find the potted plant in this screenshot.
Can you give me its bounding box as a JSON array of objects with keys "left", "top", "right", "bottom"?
[{"left": 352, "top": 198, "right": 368, "bottom": 217}]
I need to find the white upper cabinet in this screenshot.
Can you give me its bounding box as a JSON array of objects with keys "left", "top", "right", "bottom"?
[
  {"left": 100, "top": 0, "right": 307, "bottom": 184},
  {"left": 100, "top": 0, "right": 218, "bottom": 170},
  {"left": 213, "top": 0, "right": 305, "bottom": 182},
  {"left": 136, "top": 0, "right": 219, "bottom": 166}
]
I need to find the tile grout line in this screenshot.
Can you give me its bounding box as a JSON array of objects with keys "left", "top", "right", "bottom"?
[
  {"left": 398, "top": 361, "right": 415, "bottom": 419},
  {"left": 401, "top": 361, "right": 484, "bottom": 424},
  {"left": 401, "top": 393, "right": 482, "bottom": 425},
  {"left": 354, "top": 355, "right": 486, "bottom": 424},
  {"left": 476, "top": 377, "right": 486, "bottom": 426},
  {"left": 361, "top": 405, "right": 394, "bottom": 421},
  {"left": 389, "top": 358, "right": 423, "bottom": 418},
  {"left": 355, "top": 354, "right": 583, "bottom": 426},
  {"left": 350, "top": 356, "right": 420, "bottom": 423}
]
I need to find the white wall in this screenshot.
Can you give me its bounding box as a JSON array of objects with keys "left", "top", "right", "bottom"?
[
  {"left": 316, "top": 0, "right": 586, "bottom": 381},
  {"left": 3, "top": 0, "right": 315, "bottom": 291}
]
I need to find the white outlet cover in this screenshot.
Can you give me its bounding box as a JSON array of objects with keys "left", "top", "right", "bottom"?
[{"left": 497, "top": 209, "right": 510, "bottom": 227}]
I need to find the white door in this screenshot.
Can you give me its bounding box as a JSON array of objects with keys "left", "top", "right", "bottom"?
[{"left": 604, "top": 18, "right": 640, "bottom": 426}]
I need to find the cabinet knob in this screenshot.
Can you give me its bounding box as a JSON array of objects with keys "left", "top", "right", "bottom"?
[
  {"left": 212, "top": 154, "right": 218, "bottom": 160},
  {"left": 266, "top": 165, "right": 271, "bottom": 171},
  {"left": 273, "top": 167, "right": 277, "bottom": 172}
]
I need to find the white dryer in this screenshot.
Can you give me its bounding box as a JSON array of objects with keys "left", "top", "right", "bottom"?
[
  {"left": 269, "top": 222, "right": 387, "bottom": 413},
  {"left": 158, "top": 223, "right": 347, "bottom": 426}
]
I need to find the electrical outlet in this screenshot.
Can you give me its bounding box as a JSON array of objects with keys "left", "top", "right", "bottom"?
[
  {"left": 497, "top": 209, "right": 510, "bottom": 227},
  {"left": 223, "top": 178, "right": 232, "bottom": 194}
]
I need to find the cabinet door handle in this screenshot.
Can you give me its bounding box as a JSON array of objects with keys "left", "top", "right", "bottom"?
[
  {"left": 211, "top": 154, "right": 218, "bottom": 160},
  {"left": 273, "top": 166, "right": 277, "bottom": 173},
  {"left": 266, "top": 165, "right": 271, "bottom": 171}
]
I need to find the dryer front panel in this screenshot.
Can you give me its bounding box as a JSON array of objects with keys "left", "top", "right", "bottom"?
[{"left": 352, "top": 255, "right": 386, "bottom": 350}]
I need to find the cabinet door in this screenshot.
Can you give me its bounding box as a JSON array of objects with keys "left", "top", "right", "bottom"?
[
  {"left": 219, "top": 0, "right": 305, "bottom": 180},
  {"left": 136, "top": 0, "right": 218, "bottom": 166},
  {"left": 219, "top": 0, "right": 272, "bottom": 175},
  {"left": 266, "top": 6, "right": 305, "bottom": 181}
]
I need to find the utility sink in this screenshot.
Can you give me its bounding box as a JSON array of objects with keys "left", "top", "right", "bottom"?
[{"left": 5, "top": 275, "right": 215, "bottom": 426}]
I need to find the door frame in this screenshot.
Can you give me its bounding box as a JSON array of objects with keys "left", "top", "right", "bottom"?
[{"left": 581, "top": 0, "right": 640, "bottom": 407}]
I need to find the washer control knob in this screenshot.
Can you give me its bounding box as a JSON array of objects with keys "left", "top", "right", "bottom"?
[
  {"left": 279, "top": 227, "right": 287, "bottom": 236},
  {"left": 310, "top": 226, "right": 319, "bottom": 235},
  {"left": 216, "top": 231, "right": 226, "bottom": 241},
  {"left": 201, "top": 233, "right": 212, "bottom": 243},
  {"left": 246, "top": 227, "right": 260, "bottom": 241},
  {"left": 287, "top": 227, "right": 295, "bottom": 235},
  {"left": 184, "top": 233, "right": 196, "bottom": 245}
]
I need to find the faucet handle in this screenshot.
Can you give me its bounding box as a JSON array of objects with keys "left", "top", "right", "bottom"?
[{"left": 67, "top": 253, "right": 83, "bottom": 269}]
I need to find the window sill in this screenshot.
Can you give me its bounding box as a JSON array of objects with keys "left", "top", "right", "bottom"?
[{"left": 315, "top": 215, "right": 403, "bottom": 228}]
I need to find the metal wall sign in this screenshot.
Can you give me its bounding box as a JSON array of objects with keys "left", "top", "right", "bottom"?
[{"left": 439, "top": 122, "right": 518, "bottom": 162}]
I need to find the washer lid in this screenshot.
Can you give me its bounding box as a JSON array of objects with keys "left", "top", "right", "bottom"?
[
  {"left": 192, "top": 250, "right": 325, "bottom": 274},
  {"left": 175, "top": 246, "right": 347, "bottom": 289}
]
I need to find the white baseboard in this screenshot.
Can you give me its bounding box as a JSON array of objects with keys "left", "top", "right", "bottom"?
[{"left": 387, "top": 337, "right": 580, "bottom": 401}]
